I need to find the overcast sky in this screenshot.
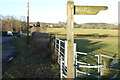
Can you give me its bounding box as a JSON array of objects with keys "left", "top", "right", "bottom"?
[{"left": 0, "top": 0, "right": 119, "bottom": 24}]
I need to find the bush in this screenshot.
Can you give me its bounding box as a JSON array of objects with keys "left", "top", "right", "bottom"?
[
  {"left": 30, "top": 32, "right": 50, "bottom": 59},
  {"left": 49, "top": 34, "right": 58, "bottom": 63},
  {"left": 53, "top": 26, "right": 62, "bottom": 28}
]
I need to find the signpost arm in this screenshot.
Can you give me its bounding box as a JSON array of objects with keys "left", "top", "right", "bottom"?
[{"left": 67, "top": 0, "right": 74, "bottom": 78}]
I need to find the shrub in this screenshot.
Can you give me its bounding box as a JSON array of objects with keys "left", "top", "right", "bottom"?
[{"left": 30, "top": 32, "right": 50, "bottom": 59}]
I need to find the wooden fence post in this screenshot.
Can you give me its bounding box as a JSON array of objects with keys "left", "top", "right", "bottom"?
[{"left": 101, "top": 60, "right": 110, "bottom": 79}]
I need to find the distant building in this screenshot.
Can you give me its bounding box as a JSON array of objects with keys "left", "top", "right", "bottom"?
[
  {"left": 48, "top": 25, "right": 53, "bottom": 27},
  {"left": 48, "top": 23, "right": 63, "bottom": 28}
]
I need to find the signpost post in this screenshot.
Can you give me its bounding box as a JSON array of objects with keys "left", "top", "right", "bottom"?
[
  {"left": 67, "top": 0, "right": 74, "bottom": 78},
  {"left": 66, "top": 0, "right": 108, "bottom": 79}
]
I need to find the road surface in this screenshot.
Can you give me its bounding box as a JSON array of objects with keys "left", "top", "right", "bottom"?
[{"left": 1, "top": 36, "right": 18, "bottom": 67}]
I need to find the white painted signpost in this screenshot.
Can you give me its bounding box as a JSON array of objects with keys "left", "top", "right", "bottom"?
[{"left": 66, "top": 0, "right": 108, "bottom": 78}]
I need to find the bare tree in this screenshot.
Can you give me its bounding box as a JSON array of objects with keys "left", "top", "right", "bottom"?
[
  {"left": 1, "top": 15, "right": 26, "bottom": 33},
  {"left": 0, "top": 14, "right": 3, "bottom": 31}
]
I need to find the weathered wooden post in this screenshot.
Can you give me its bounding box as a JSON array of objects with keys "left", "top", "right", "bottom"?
[
  {"left": 67, "top": 0, "right": 74, "bottom": 78},
  {"left": 101, "top": 60, "right": 111, "bottom": 79},
  {"left": 100, "top": 59, "right": 120, "bottom": 79}
]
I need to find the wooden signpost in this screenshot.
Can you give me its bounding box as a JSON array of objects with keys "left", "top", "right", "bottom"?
[
  {"left": 66, "top": 0, "right": 108, "bottom": 78},
  {"left": 74, "top": 6, "right": 108, "bottom": 15},
  {"left": 67, "top": 1, "right": 74, "bottom": 78}
]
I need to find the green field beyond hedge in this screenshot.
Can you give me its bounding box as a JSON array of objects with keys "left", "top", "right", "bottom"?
[{"left": 40, "top": 28, "right": 118, "bottom": 37}]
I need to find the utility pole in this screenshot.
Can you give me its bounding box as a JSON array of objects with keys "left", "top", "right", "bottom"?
[
  {"left": 67, "top": 0, "right": 74, "bottom": 78},
  {"left": 27, "top": 0, "right": 29, "bottom": 44}
]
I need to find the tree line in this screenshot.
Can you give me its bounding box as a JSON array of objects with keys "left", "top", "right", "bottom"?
[
  {"left": 75, "top": 23, "right": 118, "bottom": 30},
  {"left": 0, "top": 14, "right": 27, "bottom": 33}
]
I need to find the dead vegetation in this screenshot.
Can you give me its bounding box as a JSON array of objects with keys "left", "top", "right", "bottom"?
[{"left": 2, "top": 36, "right": 59, "bottom": 78}]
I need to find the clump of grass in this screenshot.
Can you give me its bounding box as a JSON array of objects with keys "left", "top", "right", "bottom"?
[
  {"left": 30, "top": 32, "right": 51, "bottom": 59},
  {"left": 2, "top": 36, "right": 59, "bottom": 78}
]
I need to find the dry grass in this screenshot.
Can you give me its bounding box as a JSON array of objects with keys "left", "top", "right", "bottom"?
[{"left": 2, "top": 36, "right": 60, "bottom": 78}]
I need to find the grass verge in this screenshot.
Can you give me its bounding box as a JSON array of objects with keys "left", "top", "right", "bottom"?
[{"left": 2, "top": 36, "right": 59, "bottom": 78}]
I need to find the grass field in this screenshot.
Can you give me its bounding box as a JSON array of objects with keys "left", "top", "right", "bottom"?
[
  {"left": 40, "top": 28, "right": 119, "bottom": 78},
  {"left": 36, "top": 28, "right": 118, "bottom": 37},
  {"left": 60, "top": 37, "right": 119, "bottom": 78},
  {"left": 75, "top": 37, "right": 118, "bottom": 57},
  {"left": 76, "top": 37, "right": 119, "bottom": 78}
]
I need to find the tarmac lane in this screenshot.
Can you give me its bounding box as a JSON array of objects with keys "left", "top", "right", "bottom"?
[
  {"left": 0, "top": 32, "right": 20, "bottom": 79},
  {"left": 0, "top": 37, "right": 2, "bottom": 79},
  {"left": 2, "top": 37, "right": 18, "bottom": 68}
]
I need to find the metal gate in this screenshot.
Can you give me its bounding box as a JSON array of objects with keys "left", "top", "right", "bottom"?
[{"left": 55, "top": 38, "right": 119, "bottom": 79}]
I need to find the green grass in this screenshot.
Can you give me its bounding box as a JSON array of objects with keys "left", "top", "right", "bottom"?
[
  {"left": 75, "top": 37, "right": 118, "bottom": 65},
  {"left": 62, "top": 37, "right": 119, "bottom": 78},
  {"left": 2, "top": 36, "right": 59, "bottom": 78},
  {"left": 75, "top": 37, "right": 118, "bottom": 57}
]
